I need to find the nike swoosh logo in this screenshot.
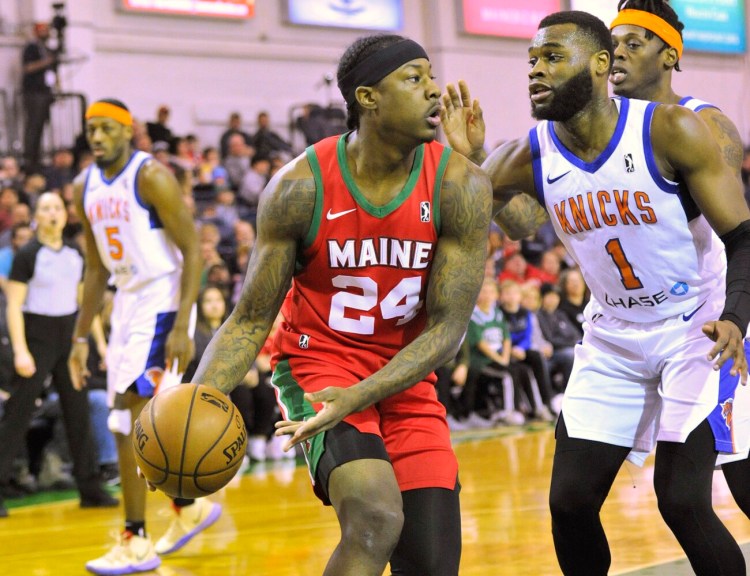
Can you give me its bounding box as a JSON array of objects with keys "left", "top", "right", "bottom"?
[
  {"left": 682, "top": 301, "right": 706, "bottom": 322},
  {"left": 326, "top": 208, "right": 357, "bottom": 220},
  {"left": 546, "top": 171, "right": 571, "bottom": 184}
]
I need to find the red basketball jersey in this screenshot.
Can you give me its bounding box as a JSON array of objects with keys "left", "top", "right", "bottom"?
[{"left": 273, "top": 133, "right": 451, "bottom": 372}]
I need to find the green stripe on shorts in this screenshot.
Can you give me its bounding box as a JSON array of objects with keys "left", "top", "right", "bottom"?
[{"left": 271, "top": 359, "right": 327, "bottom": 478}]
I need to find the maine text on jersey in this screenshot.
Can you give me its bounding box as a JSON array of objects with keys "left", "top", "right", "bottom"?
[
  {"left": 328, "top": 238, "right": 435, "bottom": 269},
  {"left": 553, "top": 189, "right": 657, "bottom": 235},
  {"left": 87, "top": 196, "right": 131, "bottom": 226}
]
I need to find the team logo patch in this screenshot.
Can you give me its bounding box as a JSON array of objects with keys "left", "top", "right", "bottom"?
[
  {"left": 143, "top": 367, "right": 164, "bottom": 387},
  {"left": 624, "top": 153, "right": 635, "bottom": 173},
  {"left": 722, "top": 398, "right": 734, "bottom": 430},
  {"left": 670, "top": 282, "right": 689, "bottom": 296},
  {"left": 420, "top": 201, "right": 431, "bottom": 223},
  {"left": 299, "top": 334, "right": 310, "bottom": 349}
]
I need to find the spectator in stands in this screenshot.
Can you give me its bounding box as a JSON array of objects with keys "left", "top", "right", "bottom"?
[
  {"left": 197, "top": 147, "right": 228, "bottom": 189},
  {"left": 527, "top": 249, "right": 562, "bottom": 286},
  {"left": 536, "top": 283, "right": 580, "bottom": 393},
  {"left": 0, "top": 187, "right": 21, "bottom": 233},
  {"left": 250, "top": 111, "right": 292, "bottom": 160},
  {"left": 0, "top": 223, "right": 33, "bottom": 293},
  {"left": 499, "top": 279, "right": 558, "bottom": 421},
  {"left": 171, "top": 137, "right": 198, "bottom": 180},
  {"left": 0, "top": 157, "right": 23, "bottom": 191},
  {"left": 21, "top": 22, "right": 58, "bottom": 174},
  {"left": 558, "top": 267, "right": 589, "bottom": 331},
  {"left": 0, "top": 203, "right": 31, "bottom": 250},
  {"left": 219, "top": 112, "right": 253, "bottom": 160},
  {"left": 238, "top": 155, "right": 271, "bottom": 223},
  {"left": 43, "top": 148, "right": 76, "bottom": 192},
  {"left": 222, "top": 133, "right": 253, "bottom": 191},
  {"left": 145, "top": 105, "right": 173, "bottom": 146},
  {"left": 458, "top": 276, "right": 526, "bottom": 428}
]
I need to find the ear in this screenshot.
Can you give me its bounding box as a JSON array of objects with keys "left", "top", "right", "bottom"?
[
  {"left": 593, "top": 49, "right": 611, "bottom": 77},
  {"left": 354, "top": 86, "right": 377, "bottom": 112},
  {"left": 662, "top": 46, "right": 679, "bottom": 70}
]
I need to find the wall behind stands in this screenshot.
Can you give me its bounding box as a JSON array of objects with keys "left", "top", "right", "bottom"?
[{"left": 2, "top": 0, "right": 750, "bottom": 154}]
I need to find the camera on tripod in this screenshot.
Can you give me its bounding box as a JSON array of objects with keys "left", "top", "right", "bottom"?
[{"left": 51, "top": 2, "right": 67, "bottom": 54}]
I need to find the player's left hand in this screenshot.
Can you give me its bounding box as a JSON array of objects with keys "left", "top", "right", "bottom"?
[
  {"left": 702, "top": 320, "right": 748, "bottom": 385},
  {"left": 165, "top": 329, "right": 194, "bottom": 374},
  {"left": 274, "top": 386, "right": 361, "bottom": 450}
]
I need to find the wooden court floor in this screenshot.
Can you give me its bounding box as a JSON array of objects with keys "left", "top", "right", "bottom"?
[{"left": 2, "top": 426, "right": 750, "bottom": 575}]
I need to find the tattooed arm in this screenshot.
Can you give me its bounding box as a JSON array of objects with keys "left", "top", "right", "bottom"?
[
  {"left": 191, "top": 156, "right": 315, "bottom": 395},
  {"left": 697, "top": 107, "right": 744, "bottom": 176},
  {"left": 484, "top": 137, "right": 549, "bottom": 240},
  {"left": 278, "top": 153, "right": 493, "bottom": 448}
]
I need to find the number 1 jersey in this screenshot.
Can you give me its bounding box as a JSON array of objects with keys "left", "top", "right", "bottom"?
[
  {"left": 275, "top": 133, "right": 451, "bottom": 365},
  {"left": 531, "top": 97, "right": 725, "bottom": 323}
]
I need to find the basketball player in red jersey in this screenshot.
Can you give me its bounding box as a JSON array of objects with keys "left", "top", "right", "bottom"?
[
  {"left": 608, "top": 0, "right": 750, "bottom": 523},
  {"left": 190, "top": 35, "right": 492, "bottom": 575},
  {"left": 442, "top": 10, "right": 750, "bottom": 576}
]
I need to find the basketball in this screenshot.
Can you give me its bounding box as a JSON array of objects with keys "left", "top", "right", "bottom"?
[{"left": 132, "top": 383, "right": 247, "bottom": 499}]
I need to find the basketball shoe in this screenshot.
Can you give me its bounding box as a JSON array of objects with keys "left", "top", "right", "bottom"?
[
  {"left": 85, "top": 531, "right": 160, "bottom": 575},
  {"left": 154, "top": 498, "right": 222, "bottom": 555}
]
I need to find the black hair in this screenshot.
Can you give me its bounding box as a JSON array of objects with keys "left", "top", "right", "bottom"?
[
  {"left": 337, "top": 34, "right": 405, "bottom": 130},
  {"left": 617, "top": 0, "right": 684, "bottom": 71},
  {"left": 94, "top": 98, "right": 130, "bottom": 112},
  {"left": 539, "top": 11, "right": 615, "bottom": 69}
]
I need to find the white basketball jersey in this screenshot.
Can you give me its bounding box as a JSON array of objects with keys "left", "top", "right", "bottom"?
[
  {"left": 679, "top": 96, "right": 718, "bottom": 113},
  {"left": 83, "top": 151, "right": 182, "bottom": 292},
  {"left": 531, "top": 97, "right": 725, "bottom": 322}
]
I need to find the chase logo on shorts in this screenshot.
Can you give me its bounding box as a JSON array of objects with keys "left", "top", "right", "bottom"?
[
  {"left": 670, "top": 282, "right": 689, "bottom": 296},
  {"left": 299, "top": 334, "right": 310, "bottom": 349},
  {"left": 722, "top": 399, "right": 734, "bottom": 430}
]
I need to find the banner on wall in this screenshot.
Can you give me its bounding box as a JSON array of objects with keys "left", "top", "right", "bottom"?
[
  {"left": 671, "top": 0, "right": 745, "bottom": 54},
  {"left": 285, "top": 0, "right": 403, "bottom": 30},
  {"left": 459, "top": 0, "right": 562, "bottom": 39},
  {"left": 120, "top": 0, "right": 255, "bottom": 19}
]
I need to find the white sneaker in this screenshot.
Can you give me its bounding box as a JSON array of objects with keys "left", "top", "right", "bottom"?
[
  {"left": 534, "top": 405, "right": 555, "bottom": 422},
  {"left": 154, "top": 499, "right": 222, "bottom": 555},
  {"left": 550, "top": 393, "right": 564, "bottom": 416},
  {"left": 493, "top": 410, "right": 526, "bottom": 426},
  {"left": 464, "top": 412, "right": 494, "bottom": 429},
  {"left": 248, "top": 437, "right": 267, "bottom": 462},
  {"left": 85, "top": 531, "right": 161, "bottom": 575},
  {"left": 446, "top": 414, "right": 469, "bottom": 431}
]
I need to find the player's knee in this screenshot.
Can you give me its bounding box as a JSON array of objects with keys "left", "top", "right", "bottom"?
[
  {"left": 107, "top": 408, "right": 132, "bottom": 436},
  {"left": 338, "top": 495, "right": 404, "bottom": 557},
  {"left": 549, "top": 480, "right": 600, "bottom": 523}
]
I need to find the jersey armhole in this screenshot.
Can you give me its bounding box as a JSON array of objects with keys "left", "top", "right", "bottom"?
[
  {"left": 303, "top": 145, "right": 324, "bottom": 249},
  {"left": 433, "top": 147, "right": 452, "bottom": 235}
]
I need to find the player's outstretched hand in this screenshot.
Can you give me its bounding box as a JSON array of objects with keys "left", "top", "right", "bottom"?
[
  {"left": 165, "top": 329, "right": 195, "bottom": 375},
  {"left": 275, "top": 386, "right": 361, "bottom": 451},
  {"left": 702, "top": 320, "right": 748, "bottom": 385},
  {"left": 440, "top": 80, "right": 485, "bottom": 162}
]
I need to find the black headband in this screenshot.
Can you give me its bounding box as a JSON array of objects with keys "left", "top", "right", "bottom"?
[{"left": 338, "top": 39, "right": 430, "bottom": 106}]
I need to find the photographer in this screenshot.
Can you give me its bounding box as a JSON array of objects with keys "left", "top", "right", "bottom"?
[{"left": 21, "top": 21, "right": 58, "bottom": 174}]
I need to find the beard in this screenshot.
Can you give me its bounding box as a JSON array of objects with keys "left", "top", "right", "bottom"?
[{"left": 532, "top": 67, "right": 594, "bottom": 122}]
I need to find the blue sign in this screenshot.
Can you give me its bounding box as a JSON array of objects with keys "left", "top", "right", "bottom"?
[
  {"left": 672, "top": 0, "right": 745, "bottom": 54},
  {"left": 286, "top": 0, "right": 403, "bottom": 31}
]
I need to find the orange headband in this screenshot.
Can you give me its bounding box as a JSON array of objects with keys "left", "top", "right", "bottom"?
[
  {"left": 85, "top": 102, "right": 133, "bottom": 126},
  {"left": 610, "top": 9, "right": 683, "bottom": 59}
]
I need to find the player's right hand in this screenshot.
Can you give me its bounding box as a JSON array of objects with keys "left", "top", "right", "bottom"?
[
  {"left": 702, "top": 320, "right": 748, "bottom": 386},
  {"left": 68, "top": 341, "right": 91, "bottom": 390},
  {"left": 441, "top": 80, "right": 486, "bottom": 162}
]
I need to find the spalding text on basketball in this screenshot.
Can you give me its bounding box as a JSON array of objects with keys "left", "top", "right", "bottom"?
[
  {"left": 223, "top": 428, "right": 247, "bottom": 464},
  {"left": 134, "top": 419, "right": 149, "bottom": 452},
  {"left": 200, "top": 392, "right": 229, "bottom": 412}
]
